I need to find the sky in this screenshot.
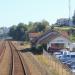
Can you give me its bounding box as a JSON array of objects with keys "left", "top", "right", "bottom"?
[{"left": 0, "top": 0, "right": 75, "bottom": 27}]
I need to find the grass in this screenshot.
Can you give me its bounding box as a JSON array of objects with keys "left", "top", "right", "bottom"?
[
  {"left": 54, "top": 26, "right": 75, "bottom": 30},
  {"left": 35, "top": 54, "right": 71, "bottom": 75},
  {"left": 24, "top": 43, "right": 31, "bottom": 48},
  {"left": 69, "top": 35, "right": 75, "bottom": 42},
  {"left": 35, "top": 55, "right": 58, "bottom": 75},
  {"left": 20, "top": 41, "right": 31, "bottom": 48}
]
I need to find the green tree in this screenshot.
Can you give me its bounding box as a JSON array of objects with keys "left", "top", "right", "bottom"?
[
  {"left": 15, "top": 23, "right": 27, "bottom": 41},
  {"left": 9, "top": 23, "right": 28, "bottom": 41},
  {"left": 41, "top": 20, "right": 49, "bottom": 27},
  {"left": 9, "top": 20, "right": 50, "bottom": 41},
  {"left": 9, "top": 25, "right": 17, "bottom": 39},
  {"left": 34, "top": 22, "right": 44, "bottom": 32},
  {"left": 50, "top": 25, "right": 54, "bottom": 30},
  {"left": 27, "top": 22, "right": 34, "bottom": 32},
  {"left": 27, "top": 20, "right": 49, "bottom": 32}
]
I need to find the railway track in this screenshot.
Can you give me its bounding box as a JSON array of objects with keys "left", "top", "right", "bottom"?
[
  {"left": 12, "top": 41, "right": 51, "bottom": 75},
  {"left": 0, "top": 41, "right": 6, "bottom": 63},
  {"left": 0, "top": 41, "right": 31, "bottom": 75},
  {"left": 0, "top": 41, "right": 52, "bottom": 75},
  {"left": 0, "top": 41, "right": 11, "bottom": 75},
  {"left": 8, "top": 41, "right": 26, "bottom": 75},
  {"left": 0, "top": 41, "right": 6, "bottom": 56}
]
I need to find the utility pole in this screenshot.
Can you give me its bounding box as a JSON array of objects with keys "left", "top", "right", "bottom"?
[
  {"left": 69, "top": 0, "right": 71, "bottom": 26},
  {"left": 68, "top": 0, "right": 73, "bottom": 39}
]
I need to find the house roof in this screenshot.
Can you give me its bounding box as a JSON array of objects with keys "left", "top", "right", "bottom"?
[
  {"left": 58, "top": 31, "right": 69, "bottom": 38},
  {"left": 30, "top": 29, "right": 70, "bottom": 44},
  {"left": 36, "top": 30, "right": 60, "bottom": 44},
  {"left": 29, "top": 32, "right": 42, "bottom": 43},
  {"left": 29, "top": 32, "right": 41, "bottom": 38}
]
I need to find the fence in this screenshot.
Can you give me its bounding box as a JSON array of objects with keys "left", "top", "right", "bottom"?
[{"left": 43, "top": 50, "right": 74, "bottom": 75}]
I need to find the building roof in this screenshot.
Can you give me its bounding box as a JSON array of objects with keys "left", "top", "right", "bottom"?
[
  {"left": 30, "top": 29, "right": 70, "bottom": 45},
  {"left": 29, "top": 32, "right": 42, "bottom": 43},
  {"left": 36, "top": 30, "right": 60, "bottom": 44},
  {"left": 59, "top": 31, "right": 69, "bottom": 38},
  {"left": 29, "top": 32, "right": 41, "bottom": 38}
]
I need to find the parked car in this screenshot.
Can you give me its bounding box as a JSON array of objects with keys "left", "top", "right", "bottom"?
[
  {"left": 53, "top": 52, "right": 63, "bottom": 59},
  {"left": 70, "top": 65, "right": 75, "bottom": 73},
  {"left": 59, "top": 58, "right": 68, "bottom": 63},
  {"left": 53, "top": 52, "right": 62, "bottom": 55},
  {"left": 65, "top": 60, "right": 72, "bottom": 67},
  {"left": 59, "top": 55, "right": 71, "bottom": 60}
]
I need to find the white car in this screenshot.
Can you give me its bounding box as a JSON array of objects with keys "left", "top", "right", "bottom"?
[
  {"left": 54, "top": 54, "right": 63, "bottom": 59},
  {"left": 53, "top": 52, "right": 63, "bottom": 59},
  {"left": 53, "top": 52, "right": 62, "bottom": 56}
]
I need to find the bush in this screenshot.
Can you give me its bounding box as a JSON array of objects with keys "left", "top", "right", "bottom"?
[
  {"left": 36, "top": 45, "right": 43, "bottom": 54},
  {"left": 42, "top": 44, "right": 47, "bottom": 51},
  {"left": 31, "top": 44, "right": 43, "bottom": 54}
]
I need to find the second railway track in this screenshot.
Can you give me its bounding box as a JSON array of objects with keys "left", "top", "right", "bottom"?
[{"left": 0, "top": 41, "right": 6, "bottom": 63}]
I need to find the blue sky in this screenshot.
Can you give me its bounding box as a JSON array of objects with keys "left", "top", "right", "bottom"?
[{"left": 0, "top": 0, "right": 75, "bottom": 27}]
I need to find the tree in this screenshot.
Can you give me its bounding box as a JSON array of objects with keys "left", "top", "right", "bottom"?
[
  {"left": 15, "top": 23, "right": 27, "bottom": 41},
  {"left": 33, "top": 21, "right": 49, "bottom": 32},
  {"left": 34, "top": 22, "right": 44, "bottom": 32},
  {"left": 27, "top": 20, "right": 49, "bottom": 32},
  {"left": 50, "top": 25, "right": 54, "bottom": 30},
  {"left": 27, "top": 22, "right": 34, "bottom": 32},
  {"left": 41, "top": 20, "right": 49, "bottom": 27},
  {"left": 9, "top": 23, "right": 28, "bottom": 41},
  {"left": 9, "top": 25, "right": 17, "bottom": 39},
  {"left": 9, "top": 20, "right": 50, "bottom": 41},
  {"left": 72, "top": 10, "right": 75, "bottom": 25}
]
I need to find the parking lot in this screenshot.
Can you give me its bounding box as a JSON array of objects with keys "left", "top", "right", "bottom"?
[{"left": 53, "top": 50, "right": 75, "bottom": 73}]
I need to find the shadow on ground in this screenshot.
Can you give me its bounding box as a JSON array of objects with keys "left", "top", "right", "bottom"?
[{"left": 18, "top": 48, "right": 43, "bottom": 55}]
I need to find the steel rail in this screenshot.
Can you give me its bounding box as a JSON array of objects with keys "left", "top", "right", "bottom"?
[{"left": 8, "top": 41, "right": 26, "bottom": 75}]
